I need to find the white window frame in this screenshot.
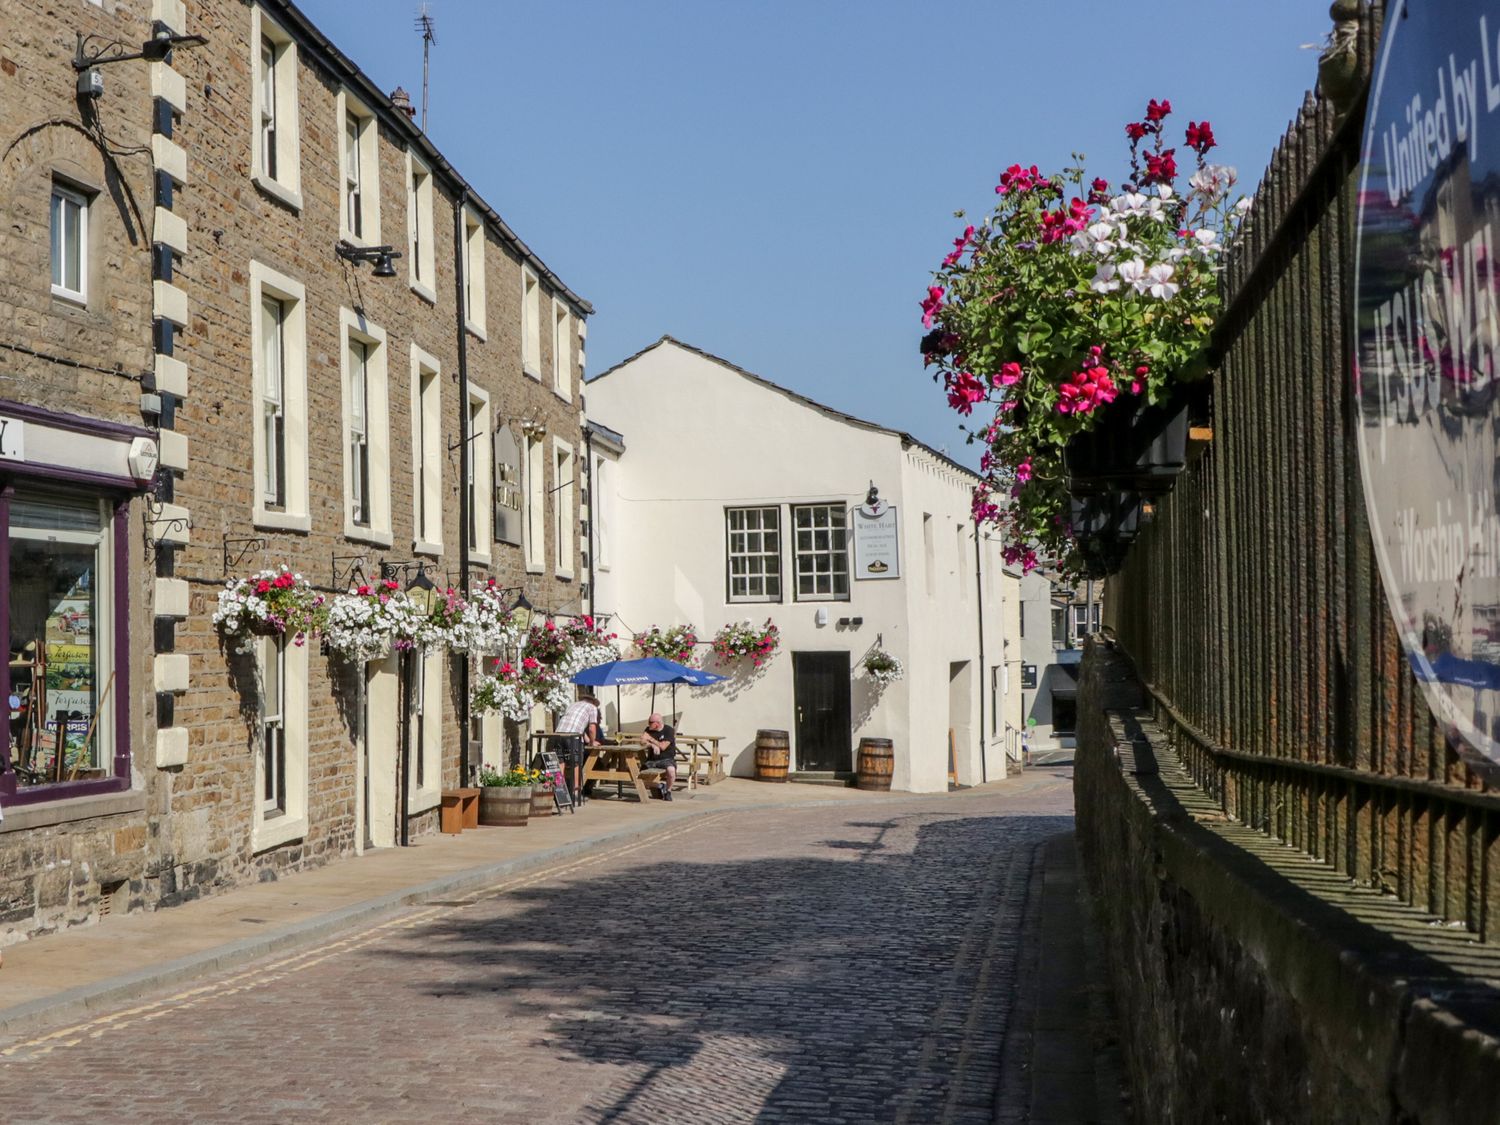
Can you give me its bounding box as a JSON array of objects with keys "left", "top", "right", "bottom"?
[
  {"left": 552, "top": 300, "right": 570, "bottom": 401},
  {"left": 524, "top": 433, "right": 545, "bottom": 573},
  {"left": 406, "top": 646, "right": 442, "bottom": 815},
  {"left": 726, "top": 505, "right": 782, "bottom": 603},
  {"left": 406, "top": 153, "right": 436, "bottom": 303},
  {"left": 553, "top": 438, "right": 575, "bottom": 579},
  {"left": 410, "top": 344, "right": 443, "bottom": 554},
  {"left": 250, "top": 262, "right": 309, "bottom": 531},
  {"left": 463, "top": 207, "right": 486, "bottom": 338},
  {"left": 337, "top": 90, "right": 380, "bottom": 245},
  {"left": 521, "top": 269, "right": 541, "bottom": 379},
  {"left": 50, "top": 181, "right": 88, "bottom": 304},
  {"left": 467, "top": 388, "right": 492, "bottom": 563},
  {"left": 253, "top": 634, "right": 308, "bottom": 851},
  {"left": 249, "top": 8, "right": 301, "bottom": 210},
  {"left": 791, "top": 502, "right": 850, "bottom": 602},
  {"left": 340, "top": 309, "right": 391, "bottom": 547},
  {"left": 594, "top": 455, "right": 612, "bottom": 572}
]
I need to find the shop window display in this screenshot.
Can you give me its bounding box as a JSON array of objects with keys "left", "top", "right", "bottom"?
[{"left": 7, "top": 491, "right": 112, "bottom": 788}]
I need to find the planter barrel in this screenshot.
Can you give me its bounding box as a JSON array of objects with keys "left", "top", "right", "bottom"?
[
  {"left": 1066, "top": 400, "right": 1189, "bottom": 496},
  {"left": 530, "top": 787, "right": 556, "bottom": 818},
  {"left": 480, "top": 786, "right": 532, "bottom": 827},
  {"left": 755, "top": 729, "right": 790, "bottom": 782},
  {"left": 856, "top": 738, "right": 895, "bottom": 791}
]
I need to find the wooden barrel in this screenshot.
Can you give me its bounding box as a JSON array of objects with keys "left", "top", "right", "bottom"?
[
  {"left": 856, "top": 738, "right": 895, "bottom": 791},
  {"left": 529, "top": 787, "right": 556, "bottom": 817},
  {"left": 754, "top": 729, "right": 790, "bottom": 782},
  {"left": 480, "top": 787, "right": 532, "bottom": 826}
]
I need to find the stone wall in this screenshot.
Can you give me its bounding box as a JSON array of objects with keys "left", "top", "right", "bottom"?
[
  {"left": 1075, "top": 641, "right": 1500, "bottom": 1125},
  {"left": 0, "top": 0, "right": 161, "bottom": 940},
  {"left": 0, "top": 0, "right": 593, "bottom": 941}
]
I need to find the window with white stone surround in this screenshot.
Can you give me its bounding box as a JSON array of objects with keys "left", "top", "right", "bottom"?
[
  {"left": 250, "top": 7, "right": 301, "bottom": 209},
  {"left": 340, "top": 310, "right": 390, "bottom": 546},
  {"left": 250, "top": 262, "right": 309, "bottom": 531}
]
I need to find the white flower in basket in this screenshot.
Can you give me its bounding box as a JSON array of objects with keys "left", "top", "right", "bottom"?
[
  {"left": 863, "top": 650, "right": 905, "bottom": 685},
  {"left": 213, "top": 566, "right": 321, "bottom": 654}
]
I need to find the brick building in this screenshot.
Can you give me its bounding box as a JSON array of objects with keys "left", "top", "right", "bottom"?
[{"left": 0, "top": 0, "right": 591, "bottom": 944}]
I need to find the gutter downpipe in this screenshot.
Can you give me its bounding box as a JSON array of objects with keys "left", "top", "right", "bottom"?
[
  {"left": 974, "top": 520, "right": 987, "bottom": 784},
  {"left": 453, "top": 188, "right": 473, "bottom": 784},
  {"left": 584, "top": 427, "right": 597, "bottom": 618}
]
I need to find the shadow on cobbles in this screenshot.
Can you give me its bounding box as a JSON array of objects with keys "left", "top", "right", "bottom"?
[{"left": 381, "top": 811, "right": 1074, "bottom": 1124}]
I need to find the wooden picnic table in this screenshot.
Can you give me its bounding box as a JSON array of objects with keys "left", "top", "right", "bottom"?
[
  {"left": 675, "top": 734, "right": 725, "bottom": 786},
  {"left": 581, "top": 744, "right": 654, "bottom": 803}
]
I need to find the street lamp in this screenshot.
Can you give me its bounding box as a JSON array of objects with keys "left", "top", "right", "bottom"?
[{"left": 335, "top": 240, "right": 401, "bottom": 278}]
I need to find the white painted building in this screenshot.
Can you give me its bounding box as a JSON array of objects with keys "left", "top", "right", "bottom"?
[{"left": 583, "top": 337, "right": 1022, "bottom": 793}]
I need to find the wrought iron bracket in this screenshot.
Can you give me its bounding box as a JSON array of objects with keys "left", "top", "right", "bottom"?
[
  {"left": 143, "top": 495, "right": 192, "bottom": 564},
  {"left": 222, "top": 534, "right": 266, "bottom": 576},
  {"left": 378, "top": 558, "right": 436, "bottom": 586},
  {"left": 332, "top": 553, "right": 369, "bottom": 590}
]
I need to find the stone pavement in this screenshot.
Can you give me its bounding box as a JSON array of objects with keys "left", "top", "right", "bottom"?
[{"left": 0, "top": 767, "right": 1121, "bottom": 1123}]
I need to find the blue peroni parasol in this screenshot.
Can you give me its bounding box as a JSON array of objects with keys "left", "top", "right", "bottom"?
[{"left": 570, "top": 657, "right": 725, "bottom": 724}]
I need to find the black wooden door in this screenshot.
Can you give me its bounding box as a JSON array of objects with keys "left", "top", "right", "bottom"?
[{"left": 793, "top": 651, "right": 851, "bottom": 772}]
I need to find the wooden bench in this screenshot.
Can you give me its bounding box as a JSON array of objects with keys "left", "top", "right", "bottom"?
[{"left": 440, "top": 787, "right": 480, "bottom": 833}]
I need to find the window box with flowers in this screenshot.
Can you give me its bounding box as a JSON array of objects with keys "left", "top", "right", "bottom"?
[
  {"left": 711, "top": 619, "right": 780, "bottom": 667},
  {"left": 634, "top": 624, "right": 698, "bottom": 665},
  {"left": 922, "top": 101, "right": 1246, "bottom": 576}
]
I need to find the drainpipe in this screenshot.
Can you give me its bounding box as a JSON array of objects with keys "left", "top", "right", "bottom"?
[
  {"left": 974, "top": 520, "right": 987, "bottom": 784},
  {"left": 453, "top": 189, "right": 473, "bottom": 785},
  {"left": 584, "top": 426, "right": 597, "bottom": 616}
]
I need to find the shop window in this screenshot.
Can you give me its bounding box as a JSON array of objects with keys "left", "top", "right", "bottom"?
[
  {"left": 6, "top": 490, "right": 114, "bottom": 790},
  {"left": 50, "top": 181, "right": 88, "bottom": 304},
  {"left": 792, "top": 503, "right": 849, "bottom": 601},
  {"left": 726, "top": 506, "right": 781, "bottom": 602},
  {"left": 1052, "top": 696, "right": 1077, "bottom": 735}
]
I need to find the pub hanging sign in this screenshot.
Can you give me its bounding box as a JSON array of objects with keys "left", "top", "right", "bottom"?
[{"left": 1355, "top": 0, "right": 1500, "bottom": 763}]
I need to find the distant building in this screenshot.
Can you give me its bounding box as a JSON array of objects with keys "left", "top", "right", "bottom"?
[
  {"left": 584, "top": 337, "right": 1022, "bottom": 792},
  {"left": 1018, "top": 573, "right": 1103, "bottom": 754}
]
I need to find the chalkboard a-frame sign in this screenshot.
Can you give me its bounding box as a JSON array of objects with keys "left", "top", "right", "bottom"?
[{"left": 532, "top": 750, "right": 575, "bottom": 812}]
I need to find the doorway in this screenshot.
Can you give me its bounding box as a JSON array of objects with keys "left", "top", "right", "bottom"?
[
  {"left": 793, "top": 651, "right": 852, "bottom": 772},
  {"left": 363, "top": 654, "right": 399, "bottom": 849},
  {"left": 949, "top": 660, "right": 973, "bottom": 786}
]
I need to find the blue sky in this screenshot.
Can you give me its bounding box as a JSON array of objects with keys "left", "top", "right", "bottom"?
[{"left": 299, "top": 0, "right": 1334, "bottom": 466}]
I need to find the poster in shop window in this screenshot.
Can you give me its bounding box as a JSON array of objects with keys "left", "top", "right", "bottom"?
[
  {"left": 1354, "top": 0, "right": 1500, "bottom": 765},
  {"left": 853, "top": 502, "right": 900, "bottom": 580}
]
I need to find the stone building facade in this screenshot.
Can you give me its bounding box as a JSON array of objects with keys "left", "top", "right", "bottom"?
[{"left": 0, "top": 0, "right": 591, "bottom": 945}]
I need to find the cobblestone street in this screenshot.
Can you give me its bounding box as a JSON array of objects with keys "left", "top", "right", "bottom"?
[{"left": 0, "top": 777, "right": 1085, "bottom": 1124}]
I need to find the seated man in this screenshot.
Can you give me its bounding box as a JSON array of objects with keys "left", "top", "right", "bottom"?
[{"left": 639, "top": 712, "right": 678, "bottom": 801}]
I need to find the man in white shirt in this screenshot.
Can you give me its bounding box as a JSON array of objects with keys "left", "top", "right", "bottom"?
[{"left": 555, "top": 692, "right": 600, "bottom": 802}]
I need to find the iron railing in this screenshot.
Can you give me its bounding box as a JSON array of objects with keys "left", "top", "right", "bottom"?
[{"left": 1106, "top": 1, "right": 1500, "bottom": 943}]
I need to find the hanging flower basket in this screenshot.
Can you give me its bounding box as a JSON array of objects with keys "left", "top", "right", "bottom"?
[
  {"left": 1067, "top": 492, "right": 1146, "bottom": 543},
  {"left": 712, "top": 619, "right": 780, "bottom": 667},
  {"left": 213, "top": 566, "right": 322, "bottom": 653},
  {"left": 471, "top": 661, "right": 537, "bottom": 723},
  {"left": 635, "top": 624, "right": 698, "bottom": 665},
  {"left": 863, "top": 649, "right": 904, "bottom": 685},
  {"left": 921, "top": 98, "right": 1246, "bottom": 577},
  {"left": 462, "top": 579, "right": 523, "bottom": 656},
  {"left": 322, "top": 579, "right": 405, "bottom": 661}
]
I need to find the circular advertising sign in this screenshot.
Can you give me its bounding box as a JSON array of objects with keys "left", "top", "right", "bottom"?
[{"left": 1355, "top": 0, "right": 1500, "bottom": 761}]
